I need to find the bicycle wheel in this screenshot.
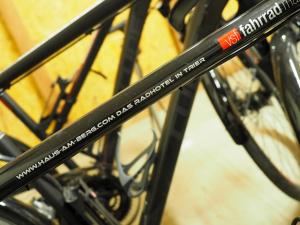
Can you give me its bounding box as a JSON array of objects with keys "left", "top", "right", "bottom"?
[
  {"left": 202, "top": 46, "right": 300, "bottom": 200},
  {"left": 0, "top": 198, "right": 52, "bottom": 225},
  {"left": 0, "top": 209, "right": 34, "bottom": 225}
]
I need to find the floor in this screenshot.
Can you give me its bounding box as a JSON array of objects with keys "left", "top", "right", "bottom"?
[{"left": 117, "top": 86, "right": 300, "bottom": 225}]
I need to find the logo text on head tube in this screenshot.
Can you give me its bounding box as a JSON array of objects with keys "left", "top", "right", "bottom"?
[{"left": 218, "top": 28, "right": 242, "bottom": 50}]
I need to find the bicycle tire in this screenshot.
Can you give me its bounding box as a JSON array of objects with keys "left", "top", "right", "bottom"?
[
  {"left": 0, "top": 198, "right": 52, "bottom": 225},
  {"left": 202, "top": 54, "right": 300, "bottom": 200},
  {"left": 0, "top": 208, "right": 38, "bottom": 225}
]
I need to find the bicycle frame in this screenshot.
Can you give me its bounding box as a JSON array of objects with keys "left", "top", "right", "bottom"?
[
  {"left": 0, "top": 0, "right": 299, "bottom": 201},
  {"left": 0, "top": 17, "right": 116, "bottom": 172},
  {"left": 0, "top": 0, "right": 134, "bottom": 89},
  {"left": 0, "top": 0, "right": 134, "bottom": 141},
  {"left": 101, "top": 0, "right": 151, "bottom": 175},
  {"left": 0, "top": 21, "right": 113, "bottom": 140},
  {"left": 140, "top": 1, "right": 228, "bottom": 225},
  {"left": 0, "top": 0, "right": 152, "bottom": 174}
]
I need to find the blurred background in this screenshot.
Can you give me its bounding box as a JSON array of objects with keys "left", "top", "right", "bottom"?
[{"left": 0, "top": 0, "right": 299, "bottom": 224}]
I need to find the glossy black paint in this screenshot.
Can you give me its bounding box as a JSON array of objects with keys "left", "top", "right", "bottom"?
[
  {"left": 0, "top": 0, "right": 135, "bottom": 90},
  {"left": 271, "top": 24, "right": 300, "bottom": 141},
  {"left": 54, "top": 19, "right": 114, "bottom": 131},
  {"left": 0, "top": 93, "right": 46, "bottom": 139},
  {"left": 140, "top": 1, "right": 228, "bottom": 225},
  {"left": 0, "top": 132, "right": 85, "bottom": 225},
  {"left": 169, "top": 0, "right": 199, "bottom": 33},
  {"left": 0, "top": 198, "right": 53, "bottom": 225},
  {"left": 101, "top": 0, "right": 151, "bottom": 175},
  {"left": 0, "top": 0, "right": 299, "bottom": 200},
  {"left": 0, "top": 19, "right": 123, "bottom": 141},
  {"left": 202, "top": 70, "right": 249, "bottom": 145},
  {"left": 1, "top": 16, "right": 115, "bottom": 171}
]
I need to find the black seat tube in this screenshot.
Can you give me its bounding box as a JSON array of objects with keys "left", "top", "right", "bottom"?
[
  {"left": 101, "top": 0, "right": 151, "bottom": 175},
  {"left": 140, "top": 1, "right": 228, "bottom": 225}
]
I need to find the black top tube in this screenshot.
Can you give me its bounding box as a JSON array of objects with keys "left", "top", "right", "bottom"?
[{"left": 0, "top": 0, "right": 134, "bottom": 90}]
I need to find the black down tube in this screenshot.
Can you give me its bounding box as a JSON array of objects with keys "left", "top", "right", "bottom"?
[{"left": 0, "top": 0, "right": 298, "bottom": 199}]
